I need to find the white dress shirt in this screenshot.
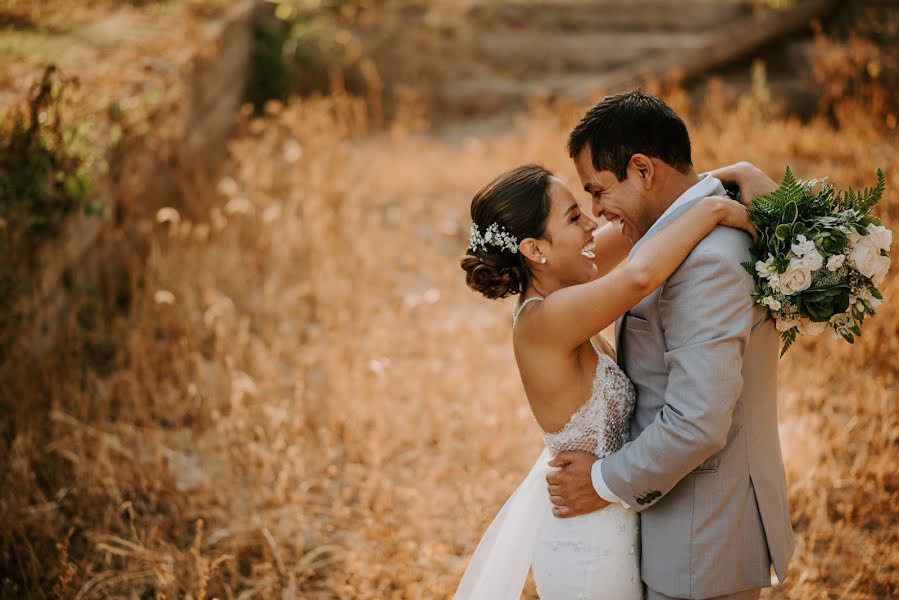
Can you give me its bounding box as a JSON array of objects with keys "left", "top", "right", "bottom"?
[{"left": 591, "top": 174, "right": 726, "bottom": 508}]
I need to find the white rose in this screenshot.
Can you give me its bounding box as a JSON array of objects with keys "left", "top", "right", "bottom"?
[
  {"left": 800, "top": 248, "right": 824, "bottom": 271},
  {"left": 847, "top": 229, "right": 862, "bottom": 245},
  {"left": 776, "top": 317, "right": 800, "bottom": 332},
  {"left": 871, "top": 255, "right": 891, "bottom": 286},
  {"left": 826, "top": 254, "right": 845, "bottom": 272},
  {"left": 779, "top": 258, "right": 813, "bottom": 295},
  {"left": 850, "top": 235, "right": 884, "bottom": 279},
  {"left": 798, "top": 318, "right": 828, "bottom": 336},
  {"left": 760, "top": 296, "right": 782, "bottom": 311},
  {"left": 866, "top": 224, "right": 893, "bottom": 252}
]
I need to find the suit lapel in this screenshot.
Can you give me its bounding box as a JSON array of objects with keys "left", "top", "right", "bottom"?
[
  {"left": 615, "top": 176, "right": 729, "bottom": 363},
  {"left": 618, "top": 196, "right": 703, "bottom": 359},
  {"left": 614, "top": 315, "right": 626, "bottom": 364}
]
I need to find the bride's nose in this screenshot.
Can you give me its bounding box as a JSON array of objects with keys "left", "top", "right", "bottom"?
[{"left": 583, "top": 216, "right": 599, "bottom": 232}]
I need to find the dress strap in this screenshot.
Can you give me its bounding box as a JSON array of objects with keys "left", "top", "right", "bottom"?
[{"left": 513, "top": 295, "right": 544, "bottom": 322}]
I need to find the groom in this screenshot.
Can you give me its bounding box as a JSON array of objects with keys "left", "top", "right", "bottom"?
[{"left": 546, "top": 91, "right": 794, "bottom": 599}]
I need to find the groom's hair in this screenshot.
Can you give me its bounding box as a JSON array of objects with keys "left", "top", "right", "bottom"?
[{"left": 567, "top": 90, "right": 692, "bottom": 181}]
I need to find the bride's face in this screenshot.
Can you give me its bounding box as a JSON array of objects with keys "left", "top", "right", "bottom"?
[{"left": 540, "top": 178, "right": 599, "bottom": 286}]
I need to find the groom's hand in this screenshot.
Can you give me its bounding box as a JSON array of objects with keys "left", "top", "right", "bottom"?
[
  {"left": 708, "top": 161, "right": 777, "bottom": 207},
  {"left": 546, "top": 452, "right": 609, "bottom": 518}
]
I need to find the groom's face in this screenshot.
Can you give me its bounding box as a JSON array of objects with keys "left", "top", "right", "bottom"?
[{"left": 573, "top": 147, "right": 653, "bottom": 243}]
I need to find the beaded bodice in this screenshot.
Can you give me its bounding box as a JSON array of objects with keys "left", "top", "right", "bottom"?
[
  {"left": 541, "top": 343, "right": 636, "bottom": 459},
  {"left": 514, "top": 296, "right": 637, "bottom": 459}
]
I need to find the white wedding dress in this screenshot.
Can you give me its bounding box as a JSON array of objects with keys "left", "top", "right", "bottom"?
[{"left": 455, "top": 297, "right": 642, "bottom": 600}]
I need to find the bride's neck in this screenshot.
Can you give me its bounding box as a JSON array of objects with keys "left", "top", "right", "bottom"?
[{"left": 525, "top": 274, "right": 563, "bottom": 299}]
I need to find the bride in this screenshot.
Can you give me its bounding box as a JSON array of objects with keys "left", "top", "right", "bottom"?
[{"left": 456, "top": 163, "right": 762, "bottom": 599}]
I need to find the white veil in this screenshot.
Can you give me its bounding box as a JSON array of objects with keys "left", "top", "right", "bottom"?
[{"left": 454, "top": 446, "right": 553, "bottom": 599}]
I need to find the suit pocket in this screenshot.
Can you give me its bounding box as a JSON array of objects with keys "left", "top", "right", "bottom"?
[
  {"left": 692, "top": 454, "right": 720, "bottom": 473},
  {"left": 626, "top": 314, "right": 651, "bottom": 333}
]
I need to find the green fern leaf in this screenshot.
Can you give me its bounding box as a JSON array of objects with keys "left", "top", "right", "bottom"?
[
  {"left": 779, "top": 327, "right": 798, "bottom": 357},
  {"left": 856, "top": 168, "right": 886, "bottom": 213}
]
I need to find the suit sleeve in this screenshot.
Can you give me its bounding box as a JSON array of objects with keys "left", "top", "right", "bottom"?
[{"left": 599, "top": 238, "right": 757, "bottom": 512}]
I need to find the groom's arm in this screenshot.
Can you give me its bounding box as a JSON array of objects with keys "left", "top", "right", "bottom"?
[{"left": 598, "top": 231, "right": 758, "bottom": 512}]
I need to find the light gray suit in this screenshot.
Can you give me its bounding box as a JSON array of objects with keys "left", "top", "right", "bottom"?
[{"left": 604, "top": 177, "right": 794, "bottom": 599}]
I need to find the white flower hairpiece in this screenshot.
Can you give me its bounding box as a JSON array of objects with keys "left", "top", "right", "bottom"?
[{"left": 468, "top": 222, "right": 519, "bottom": 254}]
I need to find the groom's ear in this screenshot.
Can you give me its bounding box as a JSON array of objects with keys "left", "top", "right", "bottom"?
[{"left": 628, "top": 154, "right": 654, "bottom": 189}]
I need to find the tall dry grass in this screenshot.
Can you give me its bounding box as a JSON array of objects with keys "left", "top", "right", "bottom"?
[{"left": 2, "top": 43, "right": 898, "bottom": 600}]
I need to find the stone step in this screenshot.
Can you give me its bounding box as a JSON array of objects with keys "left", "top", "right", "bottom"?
[
  {"left": 472, "top": 0, "right": 752, "bottom": 32},
  {"left": 474, "top": 30, "right": 720, "bottom": 75},
  {"left": 435, "top": 72, "right": 591, "bottom": 114},
  {"left": 431, "top": 0, "right": 838, "bottom": 115}
]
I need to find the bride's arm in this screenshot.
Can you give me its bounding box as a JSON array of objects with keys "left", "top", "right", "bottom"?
[
  {"left": 524, "top": 197, "right": 755, "bottom": 351},
  {"left": 590, "top": 222, "right": 632, "bottom": 278},
  {"left": 708, "top": 161, "right": 778, "bottom": 207}
]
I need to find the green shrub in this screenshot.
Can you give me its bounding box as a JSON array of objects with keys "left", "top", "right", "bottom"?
[
  {"left": 244, "top": 0, "right": 366, "bottom": 111},
  {"left": 0, "top": 64, "right": 103, "bottom": 359}
]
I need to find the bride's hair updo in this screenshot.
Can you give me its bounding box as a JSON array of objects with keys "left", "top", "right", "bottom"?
[{"left": 461, "top": 164, "right": 553, "bottom": 299}]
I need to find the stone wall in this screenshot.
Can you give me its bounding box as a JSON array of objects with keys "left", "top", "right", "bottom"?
[{"left": 7, "top": 0, "right": 261, "bottom": 361}]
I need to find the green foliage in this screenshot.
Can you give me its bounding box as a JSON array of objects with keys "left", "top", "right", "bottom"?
[
  {"left": 0, "top": 64, "right": 103, "bottom": 359},
  {"left": 834, "top": 168, "right": 885, "bottom": 213},
  {"left": 749, "top": 167, "right": 809, "bottom": 259},
  {"left": 813, "top": 228, "right": 848, "bottom": 255},
  {"left": 750, "top": 167, "right": 885, "bottom": 238},
  {"left": 243, "top": 0, "right": 377, "bottom": 112},
  {"left": 244, "top": 2, "right": 345, "bottom": 112},
  {"left": 779, "top": 328, "right": 797, "bottom": 357},
  {"left": 0, "top": 64, "right": 100, "bottom": 237},
  {"left": 797, "top": 285, "right": 851, "bottom": 323},
  {"left": 749, "top": 166, "right": 804, "bottom": 228}
]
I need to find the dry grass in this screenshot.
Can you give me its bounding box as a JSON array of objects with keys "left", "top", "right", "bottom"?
[{"left": 2, "top": 38, "right": 898, "bottom": 600}]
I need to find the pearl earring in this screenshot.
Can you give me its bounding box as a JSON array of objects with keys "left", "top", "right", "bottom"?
[{"left": 540, "top": 256, "right": 547, "bottom": 264}]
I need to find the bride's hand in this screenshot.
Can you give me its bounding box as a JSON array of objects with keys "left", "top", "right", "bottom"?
[
  {"left": 704, "top": 195, "right": 758, "bottom": 243},
  {"left": 708, "top": 161, "right": 778, "bottom": 208}
]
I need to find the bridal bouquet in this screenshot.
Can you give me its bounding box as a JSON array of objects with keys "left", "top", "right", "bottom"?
[{"left": 746, "top": 167, "right": 891, "bottom": 355}]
